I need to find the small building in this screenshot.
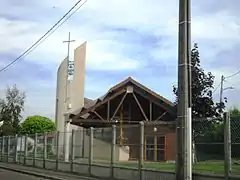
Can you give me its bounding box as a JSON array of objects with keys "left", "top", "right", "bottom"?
[{"left": 70, "top": 77, "right": 177, "bottom": 162}]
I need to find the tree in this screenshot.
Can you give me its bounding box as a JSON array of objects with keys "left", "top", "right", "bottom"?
[
  {"left": 230, "top": 106, "right": 240, "bottom": 117},
  {"left": 173, "top": 43, "right": 226, "bottom": 162},
  {"left": 173, "top": 43, "right": 224, "bottom": 118},
  {"left": 0, "top": 85, "right": 25, "bottom": 135},
  {"left": 21, "top": 115, "right": 56, "bottom": 135}
]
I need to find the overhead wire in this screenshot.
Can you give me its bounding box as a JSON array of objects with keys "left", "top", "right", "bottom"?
[
  {"left": 212, "top": 82, "right": 221, "bottom": 94},
  {"left": 225, "top": 69, "right": 240, "bottom": 79},
  {"left": 0, "top": 0, "right": 87, "bottom": 74}
]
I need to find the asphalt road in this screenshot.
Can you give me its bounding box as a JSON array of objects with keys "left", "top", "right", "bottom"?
[{"left": 0, "top": 169, "right": 47, "bottom": 180}]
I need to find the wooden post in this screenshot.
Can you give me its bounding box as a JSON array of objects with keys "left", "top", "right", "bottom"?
[
  {"left": 111, "top": 92, "right": 127, "bottom": 121},
  {"left": 224, "top": 112, "right": 231, "bottom": 179},
  {"left": 19, "top": 135, "right": 23, "bottom": 164},
  {"left": 1, "top": 136, "right": 5, "bottom": 161},
  {"left": 56, "top": 131, "right": 60, "bottom": 170},
  {"left": 24, "top": 134, "right": 28, "bottom": 165},
  {"left": 14, "top": 134, "right": 18, "bottom": 164},
  {"left": 88, "top": 127, "right": 93, "bottom": 175},
  {"left": 7, "top": 136, "right": 10, "bottom": 162},
  {"left": 107, "top": 100, "right": 110, "bottom": 122},
  {"left": 139, "top": 122, "right": 144, "bottom": 180},
  {"left": 149, "top": 101, "right": 152, "bottom": 121},
  {"left": 133, "top": 92, "right": 148, "bottom": 121},
  {"left": 111, "top": 125, "right": 116, "bottom": 178},
  {"left": 82, "top": 129, "right": 85, "bottom": 158},
  {"left": 70, "top": 129, "right": 75, "bottom": 172},
  {"left": 33, "top": 133, "right": 37, "bottom": 167},
  {"left": 43, "top": 133, "right": 47, "bottom": 168}
]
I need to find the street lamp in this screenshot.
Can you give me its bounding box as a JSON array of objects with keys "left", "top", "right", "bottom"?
[
  {"left": 223, "top": 87, "right": 234, "bottom": 91},
  {"left": 220, "top": 75, "right": 234, "bottom": 104}
]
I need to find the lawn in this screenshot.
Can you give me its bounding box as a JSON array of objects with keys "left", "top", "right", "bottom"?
[
  {"left": 12, "top": 153, "right": 240, "bottom": 175},
  {"left": 113, "top": 161, "right": 240, "bottom": 175}
]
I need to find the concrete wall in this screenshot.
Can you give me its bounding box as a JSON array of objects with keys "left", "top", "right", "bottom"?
[
  {"left": 68, "top": 129, "right": 129, "bottom": 161},
  {"left": 55, "top": 57, "right": 68, "bottom": 149},
  {"left": 70, "top": 42, "right": 86, "bottom": 112},
  {"left": 55, "top": 42, "right": 87, "bottom": 155}
]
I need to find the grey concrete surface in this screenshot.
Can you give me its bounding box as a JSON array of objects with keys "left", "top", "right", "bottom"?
[
  {"left": 0, "top": 169, "right": 46, "bottom": 180},
  {"left": 0, "top": 162, "right": 100, "bottom": 180}
]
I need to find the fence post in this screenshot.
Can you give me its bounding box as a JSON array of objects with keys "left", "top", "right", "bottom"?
[
  {"left": 7, "top": 136, "right": 10, "bottom": 162},
  {"left": 19, "top": 135, "right": 23, "bottom": 164},
  {"left": 139, "top": 122, "right": 144, "bottom": 180},
  {"left": 43, "top": 133, "right": 47, "bottom": 168},
  {"left": 224, "top": 112, "right": 231, "bottom": 179},
  {"left": 70, "top": 129, "right": 75, "bottom": 172},
  {"left": 82, "top": 129, "right": 85, "bottom": 158},
  {"left": 56, "top": 131, "right": 60, "bottom": 170},
  {"left": 111, "top": 125, "right": 116, "bottom": 178},
  {"left": 0, "top": 136, "right": 2, "bottom": 161},
  {"left": 88, "top": 127, "right": 93, "bottom": 175},
  {"left": 24, "top": 134, "right": 28, "bottom": 165},
  {"left": 14, "top": 134, "right": 18, "bottom": 164},
  {"left": 1, "top": 136, "right": 5, "bottom": 162},
  {"left": 33, "top": 133, "right": 37, "bottom": 166}
]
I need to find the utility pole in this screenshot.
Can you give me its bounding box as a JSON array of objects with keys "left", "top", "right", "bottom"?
[
  {"left": 63, "top": 32, "right": 75, "bottom": 104},
  {"left": 219, "top": 75, "right": 234, "bottom": 107},
  {"left": 63, "top": 32, "right": 75, "bottom": 162},
  {"left": 176, "top": 0, "right": 192, "bottom": 180},
  {"left": 220, "top": 75, "right": 224, "bottom": 104}
]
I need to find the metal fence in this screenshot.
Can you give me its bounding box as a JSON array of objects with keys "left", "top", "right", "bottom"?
[
  {"left": 0, "top": 115, "right": 239, "bottom": 179},
  {"left": 230, "top": 115, "right": 240, "bottom": 175},
  {"left": 193, "top": 117, "right": 225, "bottom": 175}
]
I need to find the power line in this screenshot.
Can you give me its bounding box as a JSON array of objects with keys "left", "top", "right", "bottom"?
[
  {"left": 213, "top": 82, "right": 221, "bottom": 94},
  {"left": 225, "top": 69, "right": 240, "bottom": 79},
  {"left": 0, "top": 0, "right": 87, "bottom": 74}
]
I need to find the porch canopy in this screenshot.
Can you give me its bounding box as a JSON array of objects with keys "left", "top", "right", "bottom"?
[{"left": 70, "top": 77, "right": 177, "bottom": 128}]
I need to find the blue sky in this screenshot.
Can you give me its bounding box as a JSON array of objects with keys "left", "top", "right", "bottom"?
[{"left": 0, "top": 0, "right": 240, "bottom": 119}]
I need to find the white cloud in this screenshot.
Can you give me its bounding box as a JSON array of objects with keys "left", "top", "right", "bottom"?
[{"left": 1, "top": 0, "right": 240, "bottom": 118}]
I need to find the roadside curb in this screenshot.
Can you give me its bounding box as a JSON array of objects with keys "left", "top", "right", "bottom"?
[{"left": 0, "top": 165, "right": 66, "bottom": 180}]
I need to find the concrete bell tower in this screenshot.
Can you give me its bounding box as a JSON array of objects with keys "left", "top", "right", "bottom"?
[{"left": 55, "top": 41, "right": 87, "bottom": 161}]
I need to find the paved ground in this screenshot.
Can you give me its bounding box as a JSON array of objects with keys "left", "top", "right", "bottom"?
[
  {"left": 0, "top": 169, "right": 46, "bottom": 180},
  {"left": 0, "top": 162, "right": 100, "bottom": 180}
]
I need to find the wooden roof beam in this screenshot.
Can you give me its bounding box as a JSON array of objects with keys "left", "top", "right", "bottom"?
[
  {"left": 73, "top": 88, "right": 127, "bottom": 120},
  {"left": 133, "top": 88, "right": 176, "bottom": 115},
  {"left": 132, "top": 92, "right": 149, "bottom": 121},
  {"left": 110, "top": 91, "right": 128, "bottom": 121}
]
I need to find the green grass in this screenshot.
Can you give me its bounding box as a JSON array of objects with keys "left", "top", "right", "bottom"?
[
  {"left": 12, "top": 154, "right": 240, "bottom": 175},
  {"left": 111, "top": 161, "right": 240, "bottom": 175}
]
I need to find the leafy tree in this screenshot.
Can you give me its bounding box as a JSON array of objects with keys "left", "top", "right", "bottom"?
[
  {"left": 21, "top": 115, "right": 56, "bottom": 135},
  {"left": 173, "top": 43, "right": 224, "bottom": 118},
  {"left": 173, "top": 43, "right": 227, "bottom": 162},
  {"left": 0, "top": 85, "right": 25, "bottom": 135},
  {"left": 230, "top": 106, "right": 240, "bottom": 117}
]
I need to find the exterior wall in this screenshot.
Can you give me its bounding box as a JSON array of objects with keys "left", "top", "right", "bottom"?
[
  {"left": 124, "top": 124, "right": 175, "bottom": 161},
  {"left": 81, "top": 132, "right": 129, "bottom": 161},
  {"left": 70, "top": 42, "right": 87, "bottom": 113},
  {"left": 68, "top": 129, "right": 129, "bottom": 161},
  {"left": 55, "top": 57, "right": 68, "bottom": 151},
  {"left": 165, "top": 133, "right": 176, "bottom": 161},
  {"left": 55, "top": 42, "right": 87, "bottom": 157}
]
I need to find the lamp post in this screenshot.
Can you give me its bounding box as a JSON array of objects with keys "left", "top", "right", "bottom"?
[{"left": 219, "top": 75, "right": 234, "bottom": 104}]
